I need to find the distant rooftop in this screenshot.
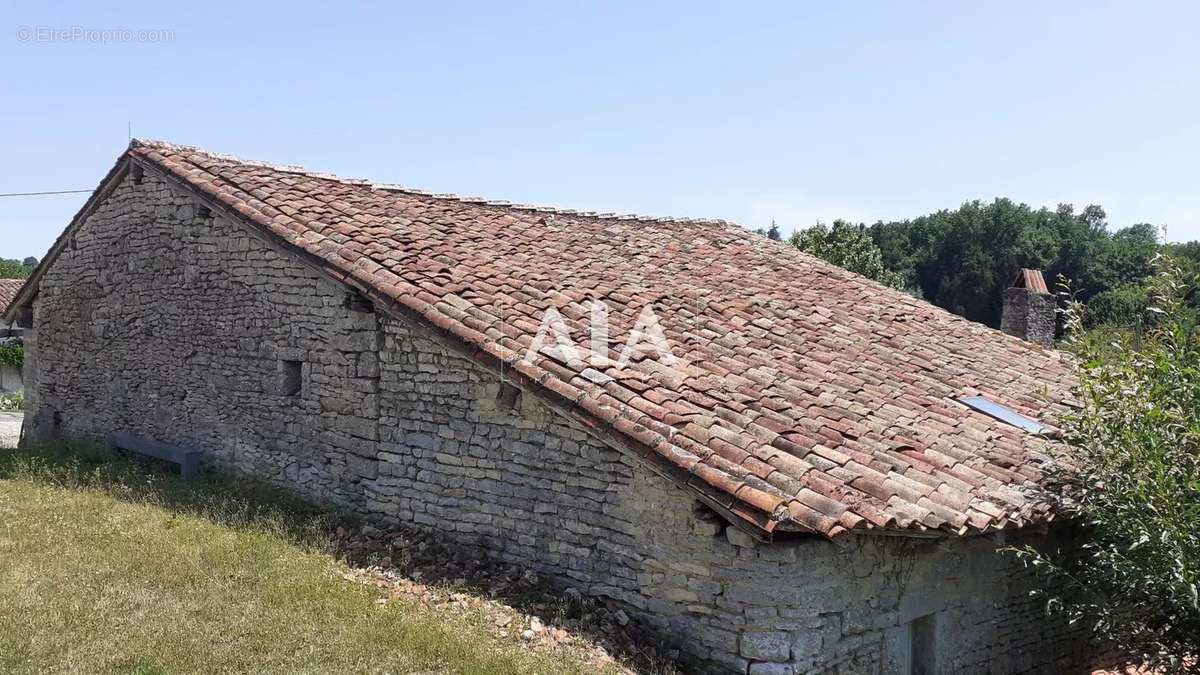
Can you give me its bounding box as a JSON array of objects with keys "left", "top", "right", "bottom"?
[{"left": 0, "top": 278, "right": 25, "bottom": 314}]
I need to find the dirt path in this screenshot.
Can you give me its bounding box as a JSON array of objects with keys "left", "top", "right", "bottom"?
[{"left": 0, "top": 412, "right": 22, "bottom": 449}]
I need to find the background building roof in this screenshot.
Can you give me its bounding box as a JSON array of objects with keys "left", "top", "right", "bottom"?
[{"left": 0, "top": 279, "right": 26, "bottom": 315}]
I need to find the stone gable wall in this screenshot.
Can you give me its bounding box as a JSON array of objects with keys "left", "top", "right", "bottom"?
[{"left": 22, "top": 167, "right": 1090, "bottom": 674}]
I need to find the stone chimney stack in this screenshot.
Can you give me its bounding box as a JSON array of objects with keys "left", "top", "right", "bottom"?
[{"left": 1000, "top": 269, "right": 1055, "bottom": 347}]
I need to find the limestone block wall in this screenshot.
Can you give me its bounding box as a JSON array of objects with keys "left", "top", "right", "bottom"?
[
  {"left": 22, "top": 166, "right": 1090, "bottom": 674},
  {"left": 23, "top": 169, "right": 380, "bottom": 510},
  {"left": 618, "top": 466, "right": 1088, "bottom": 674}
]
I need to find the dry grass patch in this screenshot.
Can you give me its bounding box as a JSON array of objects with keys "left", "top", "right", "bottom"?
[{"left": 0, "top": 445, "right": 629, "bottom": 675}]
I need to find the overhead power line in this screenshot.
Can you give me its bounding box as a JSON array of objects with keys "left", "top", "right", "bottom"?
[{"left": 0, "top": 189, "right": 93, "bottom": 198}]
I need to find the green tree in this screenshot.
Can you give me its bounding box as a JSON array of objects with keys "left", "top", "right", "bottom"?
[
  {"left": 0, "top": 258, "right": 33, "bottom": 279},
  {"left": 1164, "top": 241, "right": 1200, "bottom": 312},
  {"left": 868, "top": 199, "right": 1157, "bottom": 328},
  {"left": 1095, "top": 223, "right": 1160, "bottom": 289},
  {"left": 790, "top": 220, "right": 906, "bottom": 289},
  {"left": 1084, "top": 282, "right": 1152, "bottom": 329},
  {"left": 870, "top": 199, "right": 1064, "bottom": 323},
  {"left": 1013, "top": 258, "right": 1200, "bottom": 672}
]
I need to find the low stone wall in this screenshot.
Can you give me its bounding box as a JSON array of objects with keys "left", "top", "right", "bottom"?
[{"left": 21, "top": 166, "right": 1091, "bottom": 673}]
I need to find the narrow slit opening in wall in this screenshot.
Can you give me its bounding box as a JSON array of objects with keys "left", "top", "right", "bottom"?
[
  {"left": 692, "top": 500, "right": 721, "bottom": 522},
  {"left": 197, "top": 205, "right": 212, "bottom": 220},
  {"left": 909, "top": 613, "right": 936, "bottom": 675},
  {"left": 344, "top": 291, "right": 375, "bottom": 313},
  {"left": 131, "top": 165, "right": 144, "bottom": 184},
  {"left": 496, "top": 381, "right": 521, "bottom": 413},
  {"left": 280, "top": 360, "right": 302, "bottom": 397},
  {"left": 690, "top": 501, "right": 726, "bottom": 538}
]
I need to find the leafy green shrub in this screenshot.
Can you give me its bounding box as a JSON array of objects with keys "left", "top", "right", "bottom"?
[
  {"left": 0, "top": 257, "right": 35, "bottom": 279},
  {"left": 0, "top": 341, "right": 22, "bottom": 369},
  {"left": 0, "top": 391, "right": 23, "bottom": 412},
  {"left": 1084, "top": 282, "right": 1151, "bottom": 328},
  {"left": 789, "top": 220, "right": 907, "bottom": 290},
  {"left": 1014, "top": 257, "right": 1200, "bottom": 672}
]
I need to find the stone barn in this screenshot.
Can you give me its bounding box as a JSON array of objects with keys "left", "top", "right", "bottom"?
[{"left": 8, "top": 140, "right": 1092, "bottom": 674}]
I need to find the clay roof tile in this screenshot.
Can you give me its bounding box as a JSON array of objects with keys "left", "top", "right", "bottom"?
[{"left": 71, "top": 139, "right": 1079, "bottom": 539}]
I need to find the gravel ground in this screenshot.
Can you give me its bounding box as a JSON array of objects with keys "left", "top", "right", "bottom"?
[{"left": 0, "top": 412, "right": 23, "bottom": 449}]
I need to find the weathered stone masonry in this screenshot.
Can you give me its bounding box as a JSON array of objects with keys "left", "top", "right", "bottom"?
[
  {"left": 1000, "top": 286, "right": 1056, "bottom": 348},
  {"left": 22, "top": 168, "right": 1089, "bottom": 674}
]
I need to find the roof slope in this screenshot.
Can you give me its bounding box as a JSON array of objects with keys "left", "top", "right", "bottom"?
[
  {"left": 0, "top": 279, "right": 25, "bottom": 314},
  {"left": 32, "top": 140, "right": 1077, "bottom": 538}
]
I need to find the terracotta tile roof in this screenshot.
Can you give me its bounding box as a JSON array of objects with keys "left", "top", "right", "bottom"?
[
  {"left": 1012, "top": 268, "right": 1050, "bottom": 294},
  {"left": 88, "top": 140, "right": 1076, "bottom": 538},
  {"left": 0, "top": 278, "right": 26, "bottom": 313}
]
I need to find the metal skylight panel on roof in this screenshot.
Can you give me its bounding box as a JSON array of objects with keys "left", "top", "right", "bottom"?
[{"left": 958, "top": 395, "right": 1048, "bottom": 434}]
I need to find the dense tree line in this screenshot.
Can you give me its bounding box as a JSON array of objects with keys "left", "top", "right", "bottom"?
[
  {"left": 0, "top": 257, "right": 38, "bottom": 279},
  {"left": 780, "top": 199, "right": 1180, "bottom": 331},
  {"left": 789, "top": 220, "right": 905, "bottom": 289}
]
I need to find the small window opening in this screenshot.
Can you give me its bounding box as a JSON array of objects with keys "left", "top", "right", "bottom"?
[
  {"left": 909, "top": 613, "right": 936, "bottom": 675},
  {"left": 279, "top": 360, "right": 302, "bottom": 397},
  {"left": 16, "top": 306, "right": 33, "bottom": 329},
  {"left": 50, "top": 411, "right": 63, "bottom": 438},
  {"left": 131, "top": 165, "right": 145, "bottom": 184},
  {"left": 496, "top": 381, "right": 521, "bottom": 413},
  {"left": 344, "top": 291, "right": 375, "bottom": 313},
  {"left": 958, "top": 395, "right": 1048, "bottom": 434},
  {"left": 197, "top": 205, "right": 212, "bottom": 220}
]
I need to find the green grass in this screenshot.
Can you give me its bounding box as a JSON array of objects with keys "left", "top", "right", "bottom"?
[{"left": 0, "top": 444, "right": 621, "bottom": 675}]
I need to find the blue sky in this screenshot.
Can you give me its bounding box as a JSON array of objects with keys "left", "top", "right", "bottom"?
[{"left": 2, "top": 1, "right": 1198, "bottom": 260}]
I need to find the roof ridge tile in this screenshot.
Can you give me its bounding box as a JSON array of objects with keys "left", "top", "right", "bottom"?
[{"left": 130, "top": 138, "right": 733, "bottom": 228}]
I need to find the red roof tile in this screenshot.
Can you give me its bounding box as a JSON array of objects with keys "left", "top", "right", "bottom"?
[
  {"left": 21, "top": 140, "right": 1080, "bottom": 538},
  {"left": 1012, "top": 268, "right": 1050, "bottom": 294},
  {"left": 0, "top": 279, "right": 25, "bottom": 314}
]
